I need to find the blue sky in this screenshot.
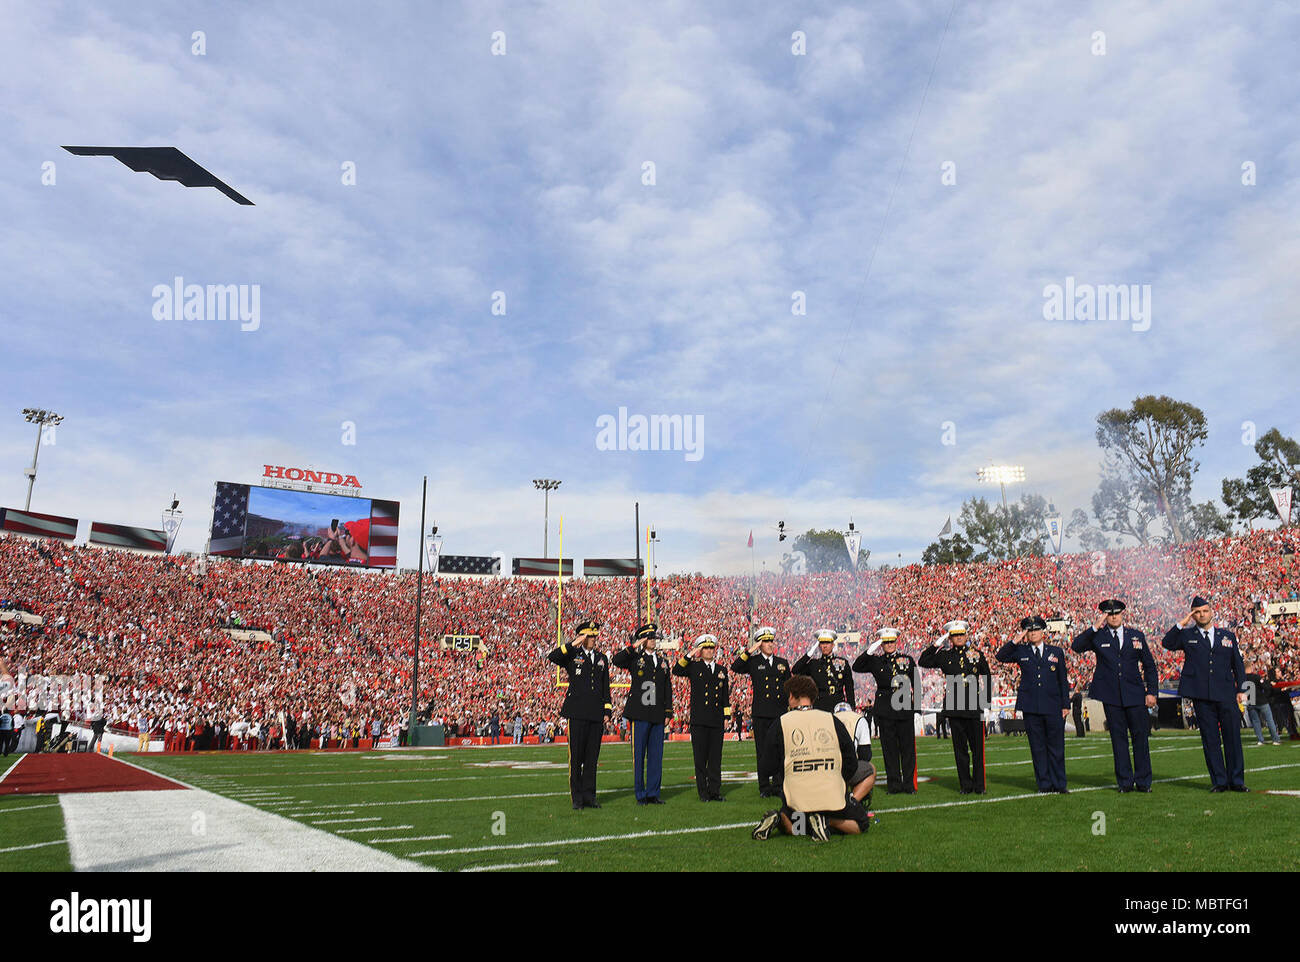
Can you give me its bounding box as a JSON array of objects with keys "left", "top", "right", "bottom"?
[{"left": 1, "top": 0, "right": 1297, "bottom": 573}]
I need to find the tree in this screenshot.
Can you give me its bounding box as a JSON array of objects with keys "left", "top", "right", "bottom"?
[
  {"left": 790, "top": 528, "right": 868, "bottom": 573},
  {"left": 1221, "top": 428, "right": 1300, "bottom": 528},
  {"left": 1185, "top": 500, "right": 1232, "bottom": 541},
  {"left": 1090, "top": 474, "right": 1158, "bottom": 546},
  {"left": 1065, "top": 508, "right": 1112, "bottom": 552},
  {"left": 958, "top": 493, "right": 1050, "bottom": 560},
  {"left": 921, "top": 533, "right": 977, "bottom": 565},
  {"left": 1094, "top": 395, "right": 1208, "bottom": 543}
]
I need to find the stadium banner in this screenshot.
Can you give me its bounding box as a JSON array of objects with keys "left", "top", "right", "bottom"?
[
  {"left": 844, "top": 530, "right": 861, "bottom": 567},
  {"left": 161, "top": 507, "right": 183, "bottom": 553},
  {"left": 1265, "top": 600, "right": 1300, "bottom": 618},
  {"left": 1270, "top": 486, "right": 1292, "bottom": 525},
  {"left": 514, "top": 557, "right": 574, "bottom": 577},
  {"left": 209, "top": 481, "right": 399, "bottom": 567},
  {"left": 1044, "top": 512, "right": 1063, "bottom": 553},
  {"left": 582, "top": 557, "right": 643, "bottom": 577},
  {"left": 88, "top": 522, "right": 168, "bottom": 552},
  {"left": 438, "top": 554, "right": 501, "bottom": 576},
  {"left": 1, "top": 507, "right": 78, "bottom": 541}
]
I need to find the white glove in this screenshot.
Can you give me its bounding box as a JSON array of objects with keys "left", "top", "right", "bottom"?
[
  {"left": 866, "top": 640, "right": 883, "bottom": 655},
  {"left": 933, "top": 636, "right": 946, "bottom": 648},
  {"left": 808, "top": 641, "right": 821, "bottom": 657}
]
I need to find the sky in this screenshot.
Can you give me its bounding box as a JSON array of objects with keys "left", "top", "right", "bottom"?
[{"left": 1, "top": 0, "right": 1297, "bottom": 574}]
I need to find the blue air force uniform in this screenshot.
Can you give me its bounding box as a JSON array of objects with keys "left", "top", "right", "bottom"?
[
  {"left": 1161, "top": 599, "right": 1247, "bottom": 791},
  {"left": 996, "top": 618, "right": 1070, "bottom": 793},
  {"left": 1071, "top": 600, "right": 1160, "bottom": 791},
  {"left": 612, "top": 623, "right": 674, "bottom": 804}
]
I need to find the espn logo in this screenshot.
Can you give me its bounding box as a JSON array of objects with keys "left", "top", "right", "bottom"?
[{"left": 792, "top": 758, "right": 835, "bottom": 772}]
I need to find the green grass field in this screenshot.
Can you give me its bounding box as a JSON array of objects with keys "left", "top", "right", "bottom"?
[{"left": 4, "top": 731, "right": 1297, "bottom": 871}]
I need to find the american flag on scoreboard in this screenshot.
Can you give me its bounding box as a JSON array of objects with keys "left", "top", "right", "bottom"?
[
  {"left": 439, "top": 554, "right": 501, "bottom": 576},
  {"left": 368, "top": 499, "right": 400, "bottom": 567},
  {"left": 209, "top": 482, "right": 250, "bottom": 555},
  {"left": 1, "top": 508, "right": 78, "bottom": 541}
]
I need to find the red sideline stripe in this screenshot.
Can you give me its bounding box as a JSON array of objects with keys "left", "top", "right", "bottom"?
[{"left": 0, "top": 752, "right": 186, "bottom": 795}]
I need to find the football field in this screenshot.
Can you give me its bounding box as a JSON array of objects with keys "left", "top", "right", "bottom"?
[{"left": 2, "top": 731, "right": 1296, "bottom": 872}]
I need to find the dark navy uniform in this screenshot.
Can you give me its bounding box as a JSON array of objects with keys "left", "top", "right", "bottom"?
[
  {"left": 612, "top": 630, "right": 673, "bottom": 804},
  {"left": 919, "top": 632, "right": 991, "bottom": 793},
  {"left": 996, "top": 636, "right": 1070, "bottom": 792},
  {"left": 852, "top": 638, "right": 919, "bottom": 793},
  {"left": 548, "top": 630, "right": 612, "bottom": 809},
  {"left": 732, "top": 639, "right": 790, "bottom": 796},
  {"left": 1162, "top": 613, "right": 1247, "bottom": 790},
  {"left": 673, "top": 643, "right": 731, "bottom": 800},
  {"left": 791, "top": 652, "right": 855, "bottom": 713},
  {"left": 1072, "top": 612, "right": 1160, "bottom": 790}
]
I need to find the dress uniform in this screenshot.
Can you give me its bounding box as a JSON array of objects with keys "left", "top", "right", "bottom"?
[
  {"left": 1161, "top": 596, "right": 1248, "bottom": 792},
  {"left": 996, "top": 616, "right": 1070, "bottom": 793},
  {"left": 1071, "top": 599, "right": 1160, "bottom": 792},
  {"left": 547, "top": 620, "right": 613, "bottom": 809},
  {"left": 731, "top": 625, "right": 791, "bottom": 797},
  {"left": 612, "top": 622, "right": 673, "bottom": 805},
  {"left": 852, "top": 627, "right": 919, "bottom": 794},
  {"left": 918, "top": 620, "right": 992, "bottom": 794},
  {"left": 791, "top": 629, "right": 856, "bottom": 713},
  {"left": 673, "top": 634, "right": 731, "bottom": 801}
]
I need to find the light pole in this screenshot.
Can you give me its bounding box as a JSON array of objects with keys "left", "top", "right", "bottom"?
[
  {"left": 21, "top": 408, "right": 63, "bottom": 511},
  {"left": 532, "top": 479, "right": 561, "bottom": 557},
  {"left": 649, "top": 525, "right": 661, "bottom": 577},
  {"left": 977, "top": 464, "right": 1025, "bottom": 559}
]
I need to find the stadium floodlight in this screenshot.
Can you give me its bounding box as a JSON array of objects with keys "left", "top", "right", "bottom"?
[
  {"left": 976, "top": 464, "right": 1026, "bottom": 559},
  {"left": 649, "top": 525, "right": 662, "bottom": 577},
  {"left": 532, "top": 479, "right": 561, "bottom": 556},
  {"left": 20, "top": 408, "right": 64, "bottom": 511}
]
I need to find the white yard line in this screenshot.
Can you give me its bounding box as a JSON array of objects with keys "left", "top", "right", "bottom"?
[
  {"left": 337, "top": 824, "right": 414, "bottom": 834},
  {"left": 0, "top": 801, "right": 59, "bottom": 814},
  {"left": 311, "top": 816, "right": 382, "bottom": 825},
  {"left": 0, "top": 838, "right": 65, "bottom": 854},
  {"left": 369, "top": 834, "right": 452, "bottom": 843},
  {"left": 0, "top": 753, "right": 27, "bottom": 785},
  {"left": 462, "top": 859, "right": 558, "bottom": 872}
]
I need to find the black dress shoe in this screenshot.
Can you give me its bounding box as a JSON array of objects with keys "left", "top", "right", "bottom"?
[
  {"left": 647, "top": 797, "right": 665, "bottom": 804},
  {"left": 709, "top": 795, "right": 726, "bottom": 802},
  {"left": 585, "top": 801, "right": 601, "bottom": 809},
  {"left": 974, "top": 789, "right": 986, "bottom": 795},
  {"left": 636, "top": 799, "right": 647, "bottom": 806},
  {"left": 959, "top": 789, "right": 973, "bottom": 795},
  {"left": 1230, "top": 785, "right": 1250, "bottom": 792},
  {"left": 1209, "top": 786, "right": 1226, "bottom": 793},
  {"left": 886, "top": 788, "right": 903, "bottom": 795},
  {"left": 572, "top": 803, "right": 583, "bottom": 810},
  {"left": 1118, "top": 786, "right": 1133, "bottom": 793},
  {"left": 1056, "top": 789, "right": 1070, "bottom": 794},
  {"left": 1137, "top": 786, "right": 1152, "bottom": 793}
]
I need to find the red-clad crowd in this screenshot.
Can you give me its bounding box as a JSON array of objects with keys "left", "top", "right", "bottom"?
[{"left": 1, "top": 526, "right": 1297, "bottom": 746}]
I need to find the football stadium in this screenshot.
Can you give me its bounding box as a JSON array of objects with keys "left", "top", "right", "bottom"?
[{"left": 2, "top": 0, "right": 1297, "bottom": 939}]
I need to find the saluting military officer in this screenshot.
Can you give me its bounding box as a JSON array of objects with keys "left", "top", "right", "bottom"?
[
  {"left": 731, "top": 625, "right": 791, "bottom": 797},
  {"left": 673, "top": 634, "right": 732, "bottom": 801},
  {"left": 791, "top": 629, "right": 855, "bottom": 713},
  {"left": 547, "top": 619, "right": 613, "bottom": 809},
  {"left": 1162, "top": 595, "right": 1249, "bottom": 792},
  {"left": 852, "top": 627, "right": 920, "bottom": 794},
  {"left": 918, "top": 620, "right": 992, "bottom": 794},
  {"left": 996, "top": 616, "right": 1070, "bottom": 794},
  {"left": 1071, "top": 599, "right": 1160, "bottom": 792},
  {"left": 612, "top": 622, "right": 673, "bottom": 805}
]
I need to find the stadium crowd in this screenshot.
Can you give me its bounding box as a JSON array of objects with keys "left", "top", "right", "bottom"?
[{"left": 1, "top": 526, "right": 1297, "bottom": 748}]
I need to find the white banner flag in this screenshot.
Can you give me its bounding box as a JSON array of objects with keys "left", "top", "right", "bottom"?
[
  {"left": 425, "top": 536, "right": 443, "bottom": 574},
  {"left": 1044, "top": 513, "right": 1063, "bottom": 554},
  {"left": 1269, "top": 487, "right": 1293, "bottom": 525},
  {"left": 844, "top": 530, "right": 862, "bottom": 567},
  {"left": 161, "top": 509, "right": 183, "bottom": 554}
]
